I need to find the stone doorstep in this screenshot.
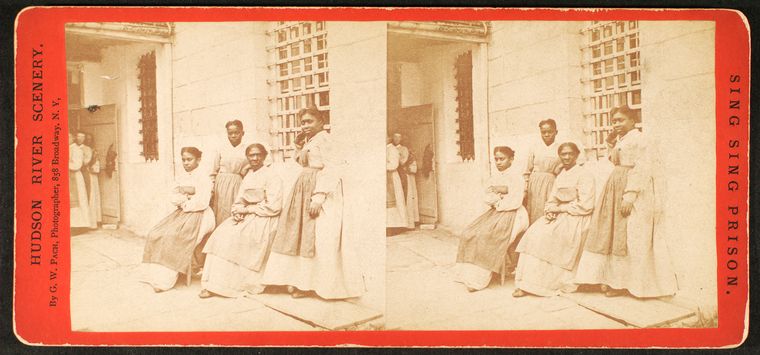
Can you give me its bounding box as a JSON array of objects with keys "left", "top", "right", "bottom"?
[
  {"left": 560, "top": 291, "right": 697, "bottom": 328},
  {"left": 246, "top": 293, "right": 384, "bottom": 331}
]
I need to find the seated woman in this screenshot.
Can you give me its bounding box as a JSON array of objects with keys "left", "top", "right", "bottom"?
[
  {"left": 140, "top": 147, "right": 216, "bottom": 292},
  {"left": 513, "top": 142, "right": 594, "bottom": 297},
  {"left": 199, "top": 144, "right": 283, "bottom": 298},
  {"left": 453, "top": 146, "right": 529, "bottom": 292}
]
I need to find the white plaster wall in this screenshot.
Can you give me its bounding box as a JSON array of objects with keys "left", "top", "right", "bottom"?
[
  {"left": 487, "top": 21, "right": 585, "bottom": 176},
  {"left": 413, "top": 42, "right": 489, "bottom": 232},
  {"left": 327, "top": 22, "right": 387, "bottom": 313},
  {"left": 171, "top": 22, "right": 271, "bottom": 180},
  {"left": 639, "top": 21, "right": 717, "bottom": 308},
  {"left": 79, "top": 41, "right": 174, "bottom": 235}
]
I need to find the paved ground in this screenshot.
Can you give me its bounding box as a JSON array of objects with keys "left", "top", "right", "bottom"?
[
  {"left": 71, "top": 228, "right": 379, "bottom": 332},
  {"left": 386, "top": 228, "right": 635, "bottom": 330},
  {"left": 71, "top": 226, "right": 696, "bottom": 332}
]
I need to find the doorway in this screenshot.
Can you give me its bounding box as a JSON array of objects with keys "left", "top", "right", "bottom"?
[
  {"left": 70, "top": 105, "right": 121, "bottom": 225},
  {"left": 388, "top": 105, "right": 438, "bottom": 224}
]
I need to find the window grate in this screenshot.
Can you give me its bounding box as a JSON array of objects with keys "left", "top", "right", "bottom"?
[
  {"left": 137, "top": 50, "right": 158, "bottom": 161},
  {"left": 581, "top": 21, "right": 642, "bottom": 158},
  {"left": 454, "top": 50, "right": 475, "bottom": 161},
  {"left": 268, "top": 21, "right": 330, "bottom": 162}
]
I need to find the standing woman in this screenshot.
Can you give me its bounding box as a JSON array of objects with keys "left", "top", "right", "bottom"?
[
  {"left": 524, "top": 119, "right": 563, "bottom": 224},
  {"left": 199, "top": 143, "right": 283, "bottom": 298},
  {"left": 211, "top": 120, "right": 249, "bottom": 226},
  {"left": 69, "top": 132, "right": 91, "bottom": 229},
  {"left": 574, "top": 105, "right": 677, "bottom": 298},
  {"left": 395, "top": 133, "right": 420, "bottom": 228},
  {"left": 262, "top": 106, "right": 363, "bottom": 299},
  {"left": 141, "top": 147, "right": 216, "bottom": 292},
  {"left": 386, "top": 136, "right": 408, "bottom": 231},
  {"left": 513, "top": 142, "right": 594, "bottom": 297},
  {"left": 454, "top": 146, "right": 529, "bottom": 292},
  {"left": 84, "top": 133, "right": 102, "bottom": 229}
]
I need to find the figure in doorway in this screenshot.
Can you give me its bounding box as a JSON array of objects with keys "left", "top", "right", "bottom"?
[
  {"left": 386, "top": 136, "right": 409, "bottom": 231},
  {"left": 69, "top": 132, "right": 92, "bottom": 230},
  {"left": 392, "top": 133, "right": 420, "bottom": 229},
  {"left": 84, "top": 133, "right": 102, "bottom": 229}
]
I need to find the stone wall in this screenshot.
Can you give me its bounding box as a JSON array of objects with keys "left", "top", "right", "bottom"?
[{"left": 327, "top": 22, "right": 388, "bottom": 312}]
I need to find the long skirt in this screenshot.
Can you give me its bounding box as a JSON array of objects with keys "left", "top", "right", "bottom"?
[
  {"left": 386, "top": 170, "right": 408, "bottom": 228},
  {"left": 454, "top": 208, "right": 525, "bottom": 290},
  {"left": 212, "top": 172, "right": 243, "bottom": 226},
  {"left": 201, "top": 213, "right": 279, "bottom": 297},
  {"left": 262, "top": 180, "right": 364, "bottom": 299},
  {"left": 514, "top": 213, "right": 592, "bottom": 296},
  {"left": 141, "top": 208, "right": 214, "bottom": 291},
  {"left": 405, "top": 174, "right": 420, "bottom": 228},
  {"left": 574, "top": 167, "right": 677, "bottom": 298},
  {"left": 70, "top": 170, "right": 91, "bottom": 228},
  {"left": 526, "top": 171, "right": 555, "bottom": 224},
  {"left": 87, "top": 172, "right": 101, "bottom": 228}
]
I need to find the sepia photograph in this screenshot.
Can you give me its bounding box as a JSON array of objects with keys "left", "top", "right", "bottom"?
[
  {"left": 64, "top": 17, "right": 721, "bottom": 334},
  {"left": 384, "top": 20, "right": 718, "bottom": 330},
  {"left": 10, "top": 5, "right": 749, "bottom": 347},
  {"left": 66, "top": 21, "right": 386, "bottom": 331}
]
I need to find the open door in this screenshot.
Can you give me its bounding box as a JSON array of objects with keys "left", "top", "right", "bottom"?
[
  {"left": 388, "top": 104, "right": 438, "bottom": 224},
  {"left": 76, "top": 105, "right": 121, "bottom": 225}
]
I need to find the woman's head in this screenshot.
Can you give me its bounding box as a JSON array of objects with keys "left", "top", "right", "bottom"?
[
  {"left": 557, "top": 142, "right": 580, "bottom": 169},
  {"left": 225, "top": 120, "right": 245, "bottom": 146},
  {"left": 180, "top": 146, "right": 202, "bottom": 172},
  {"left": 245, "top": 143, "right": 268, "bottom": 171},
  {"left": 391, "top": 133, "right": 402, "bottom": 146},
  {"left": 85, "top": 133, "right": 94, "bottom": 146},
  {"left": 538, "top": 119, "right": 558, "bottom": 145},
  {"left": 298, "top": 106, "right": 325, "bottom": 138},
  {"left": 76, "top": 132, "right": 86, "bottom": 145},
  {"left": 493, "top": 146, "right": 515, "bottom": 172},
  {"left": 610, "top": 105, "right": 638, "bottom": 135}
]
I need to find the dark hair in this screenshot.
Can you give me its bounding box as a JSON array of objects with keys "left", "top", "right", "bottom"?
[
  {"left": 225, "top": 120, "right": 244, "bottom": 130},
  {"left": 538, "top": 119, "right": 557, "bottom": 131},
  {"left": 609, "top": 105, "right": 640, "bottom": 123},
  {"left": 493, "top": 146, "right": 515, "bottom": 158},
  {"left": 180, "top": 146, "right": 202, "bottom": 159},
  {"left": 245, "top": 143, "right": 269, "bottom": 159},
  {"left": 557, "top": 142, "right": 580, "bottom": 156},
  {"left": 297, "top": 106, "right": 324, "bottom": 123}
]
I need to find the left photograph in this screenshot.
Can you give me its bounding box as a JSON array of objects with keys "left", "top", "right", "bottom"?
[{"left": 65, "top": 21, "right": 386, "bottom": 331}]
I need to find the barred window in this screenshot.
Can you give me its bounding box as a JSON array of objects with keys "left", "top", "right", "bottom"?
[
  {"left": 581, "top": 21, "right": 642, "bottom": 158},
  {"left": 137, "top": 50, "right": 158, "bottom": 161},
  {"left": 269, "top": 21, "right": 330, "bottom": 162},
  {"left": 454, "top": 50, "right": 475, "bottom": 161}
]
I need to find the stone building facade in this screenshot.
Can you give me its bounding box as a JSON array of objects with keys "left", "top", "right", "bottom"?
[{"left": 66, "top": 20, "right": 715, "bottom": 312}]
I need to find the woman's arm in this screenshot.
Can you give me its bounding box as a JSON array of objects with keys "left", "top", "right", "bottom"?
[
  {"left": 247, "top": 174, "right": 284, "bottom": 217},
  {"left": 494, "top": 174, "right": 526, "bottom": 212},
  {"left": 182, "top": 175, "right": 213, "bottom": 212},
  {"left": 564, "top": 172, "right": 595, "bottom": 216}
]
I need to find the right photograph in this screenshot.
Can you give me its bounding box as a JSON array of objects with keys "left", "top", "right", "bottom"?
[{"left": 385, "top": 20, "right": 717, "bottom": 330}]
